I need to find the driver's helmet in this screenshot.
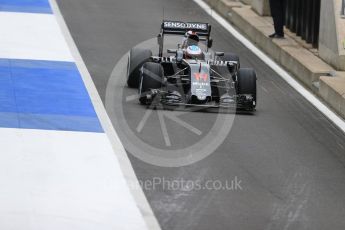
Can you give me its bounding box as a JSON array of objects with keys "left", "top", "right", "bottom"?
[
  {"left": 183, "top": 31, "right": 203, "bottom": 58},
  {"left": 186, "top": 45, "right": 203, "bottom": 59}
]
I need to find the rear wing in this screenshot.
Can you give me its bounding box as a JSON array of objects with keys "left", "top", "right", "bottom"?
[
  {"left": 158, "top": 20, "right": 212, "bottom": 56},
  {"left": 161, "top": 21, "right": 211, "bottom": 36}
]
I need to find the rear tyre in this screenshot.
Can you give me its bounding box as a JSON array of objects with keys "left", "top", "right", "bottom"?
[
  {"left": 237, "top": 68, "right": 257, "bottom": 107},
  {"left": 127, "top": 48, "right": 152, "bottom": 88},
  {"left": 139, "top": 62, "right": 163, "bottom": 105}
]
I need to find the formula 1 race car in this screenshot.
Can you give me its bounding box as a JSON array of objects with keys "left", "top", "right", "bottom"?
[{"left": 127, "top": 20, "right": 257, "bottom": 111}]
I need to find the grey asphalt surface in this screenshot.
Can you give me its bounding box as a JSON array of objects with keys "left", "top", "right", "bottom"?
[{"left": 56, "top": 0, "right": 345, "bottom": 229}]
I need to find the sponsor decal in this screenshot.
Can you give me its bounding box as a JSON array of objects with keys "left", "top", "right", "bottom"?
[
  {"left": 194, "top": 73, "right": 208, "bottom": 81},
  {"left": 164, "top": 21, "right": 208, "bottom": 31},
  {"left": 192, "top": 82, "right": 209, "bottom": 87}
]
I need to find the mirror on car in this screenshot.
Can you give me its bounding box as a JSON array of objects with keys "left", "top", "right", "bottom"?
[
  {"left": 215, "top": 52, "right": 224, "bottom": 57},
  {"left": 167, "top": 49, "right": 177, "bottom": 54},
  {"left": 207, "top": 38, "right": 213, "bottom": 48},
  {"left": 157, "top": 33, "right": 162, "bottom": 45}
]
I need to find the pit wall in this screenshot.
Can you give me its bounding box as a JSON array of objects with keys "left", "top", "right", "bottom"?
[{"left": 205, "top": 0, "right": 345, "bottom": 119}]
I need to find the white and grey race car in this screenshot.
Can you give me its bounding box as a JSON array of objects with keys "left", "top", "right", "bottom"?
[{"left": 127, "top": 20, "right": 257, "bottom": 112}]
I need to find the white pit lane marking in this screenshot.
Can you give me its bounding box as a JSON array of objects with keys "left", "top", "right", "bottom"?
[
  {"left": 49, "top": 0, "right": 161, "bottom": 229},
  {"left": 0, "top": 12, "right": 73, "bottom": 62},
  {"left": 0, "top": 128, "right": 147, "bottom": 230}
]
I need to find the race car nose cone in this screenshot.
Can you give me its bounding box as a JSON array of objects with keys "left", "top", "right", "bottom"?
[{"left": 197, "top": 95, "right": 207, "bottom": 100}]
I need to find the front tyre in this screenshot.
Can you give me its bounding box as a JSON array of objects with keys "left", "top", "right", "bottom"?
[
  {"left": 127, "top": 48, "right": 152, "bottom": 88},
  {"left": 237, "top": 68, "right": 257, "bottom": 108},
  {"left": 139, "top": 62, "right": 163, "bottom": 105}
]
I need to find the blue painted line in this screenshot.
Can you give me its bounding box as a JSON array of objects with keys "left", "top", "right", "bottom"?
[
  {"left": 0, "top": 59, "right": 16, "bottom": 113},
  {"left": 0, "top": 113, "right": 19, "bottom": 128},
  {"left": 18, "top": 114, "right": 103, "bottom": 133},
  {"left": 0, "top": 59, "right": 103, "bottom": 132},
  {"left": 0, "top": 0, "right": 52, "bottom": 14}
]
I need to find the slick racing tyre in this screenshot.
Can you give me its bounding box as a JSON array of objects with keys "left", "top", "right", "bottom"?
[
  {"left": 237, "top": 68, "right": 257, "bottom": 106},
  {"left": 127, "top": 48, "right": 152, "bottom": 88},
  {"left": 139, "top": 62, "right": 163, "bottom": 105}
]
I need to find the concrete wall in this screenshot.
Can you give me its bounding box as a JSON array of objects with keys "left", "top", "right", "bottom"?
[
  {"left": 247, "top": 0, "right": 344, "bottom": 70},
  {"left": 250, "top": 0, "right": 270, "bottom": 16},
  {"left": 318, "top": 0, "right": 345, "bottom": 71}
]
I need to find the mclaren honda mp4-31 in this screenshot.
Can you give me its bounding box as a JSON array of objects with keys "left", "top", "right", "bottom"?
[{"left": 127, "top": 20, "right": 257, "bottom": 112}]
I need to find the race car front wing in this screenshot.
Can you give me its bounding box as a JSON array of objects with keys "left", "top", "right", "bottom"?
[{"left": 143, "top": 89, "right": 255, "bottom": 111}]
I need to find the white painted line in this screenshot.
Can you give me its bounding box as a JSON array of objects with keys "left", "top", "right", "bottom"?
[
  {"left": 0, "top": 12, "right": 73, "bottom": 62},
  {"left": 0, "top": 128, "right": 147, "bottom": 230},
  {"left": 49, "top": 1, "right": 161, "bottom": 229},
  {"left": 194, "top": 0, "right": 345, "bottom": 133}
]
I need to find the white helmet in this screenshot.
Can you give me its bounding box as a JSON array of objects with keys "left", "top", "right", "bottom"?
[{"left": 186, "top": 45, "right": 203, "bottom": 59}]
